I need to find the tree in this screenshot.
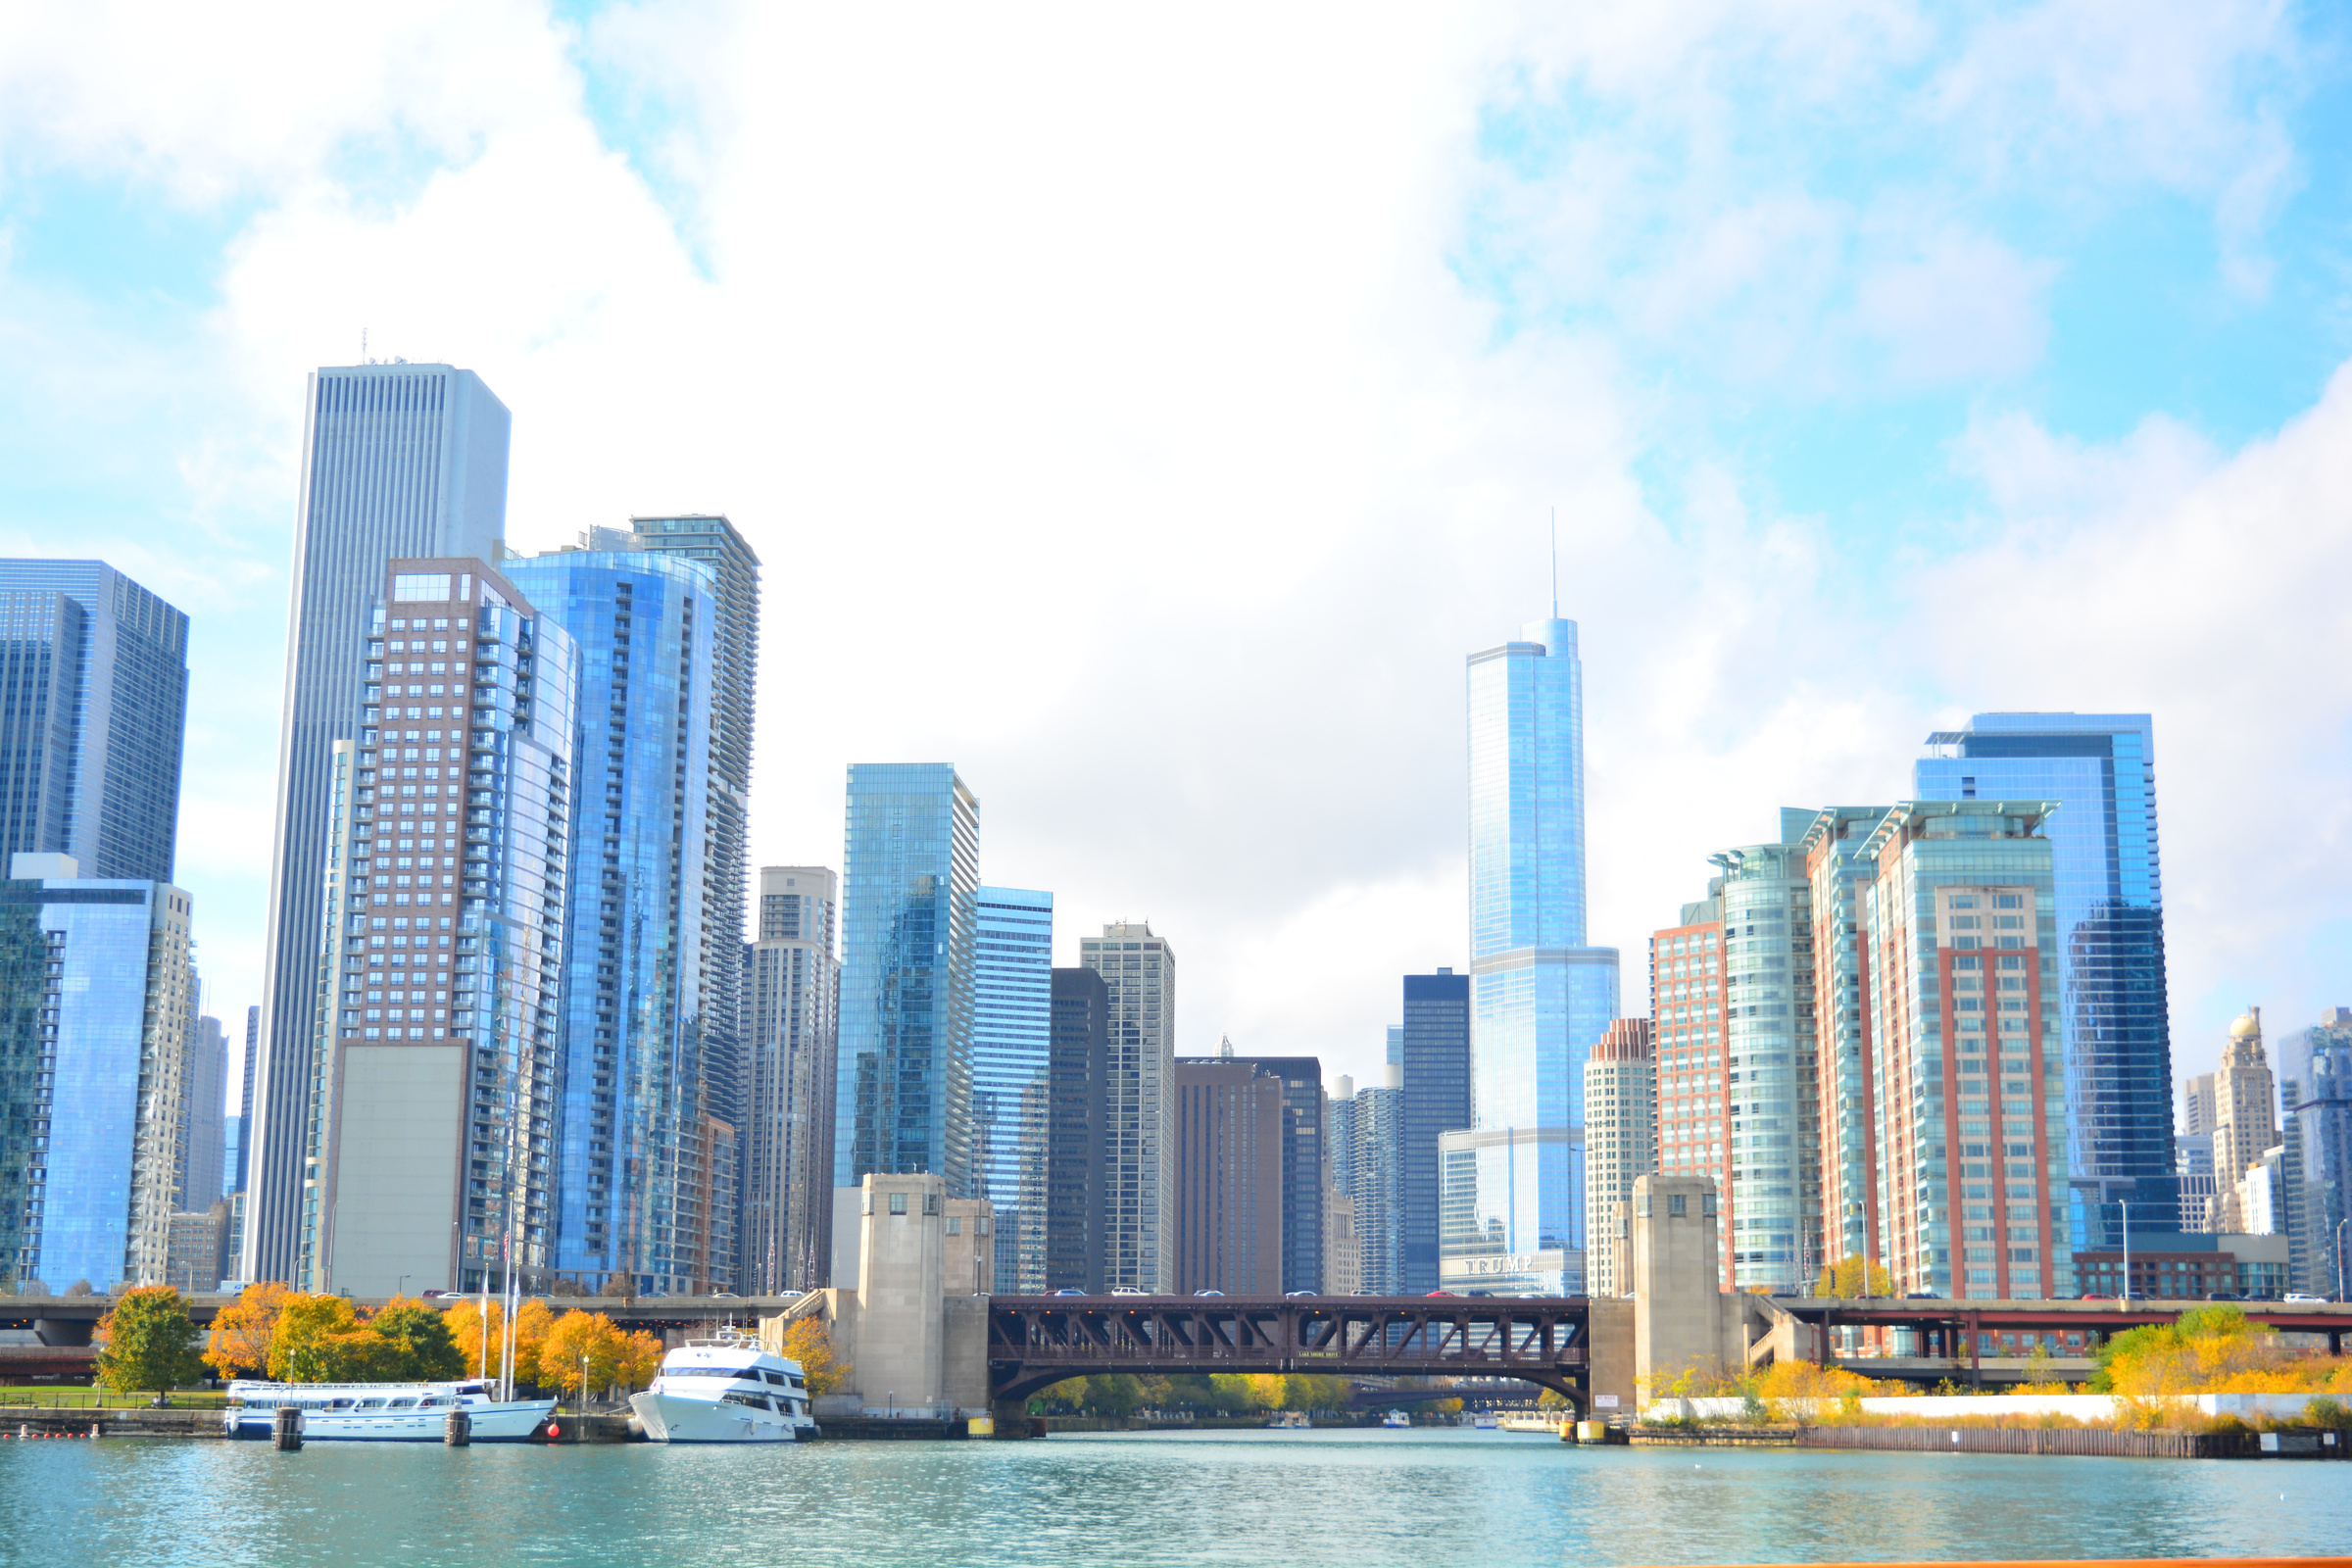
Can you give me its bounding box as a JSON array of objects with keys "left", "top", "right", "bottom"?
[
  {"left": 442, "top": 1297, "right": 560, "bottom": 1389},
  {"left": 204, "top": 1282, "right": 290, "bottom": 1380},
  {"left": 779, "top": 1317, "right": 851, "bottom": 1397},
  {"left": 617, "top": 1329, "right": 664, "bottom": 1392},
  {"left": 269, "top": 1294, "right": 364, "bottom": 1383},
  {"left": 543, "top": 1311, "right": 636, "bottom": 1400},
  {"left": 370, "top": 1297, "right": 466, "bottom": 1381},
  {"left": 93, "top": 1286, "right": 205, "bottom": 1396},
  {"left": 1817, "top": 1254, "right": 1894, "bottom": 1298}
]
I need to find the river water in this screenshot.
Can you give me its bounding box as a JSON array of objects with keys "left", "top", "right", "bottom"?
[{"left": 3, "top": 1427, "right": 2347, "bottom": 1567}]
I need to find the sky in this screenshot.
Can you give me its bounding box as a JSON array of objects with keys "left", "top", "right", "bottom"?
[{"left": 2, "top": 1, "right": 2349, "bottom": 1113}]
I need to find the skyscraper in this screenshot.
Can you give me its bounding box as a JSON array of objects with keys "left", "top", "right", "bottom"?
[
  {"left": 2277, "top": 1008, "right": 2351, "bottom": 1298},
  {"left": 0, "top": 561, "right": 190, "bottom": 883},
  {"left": 1171, "top": 1055, "right": 1285, "bottom": 1295},
  {"left": 502, "top": 548, "right": 725, "bottom": 1295},
  {"left": 837, "top": 765, "right": 979, "bottom": 1197},
  {"left": 2206, "top": 1009, "right": 2278, "bottom": 1235},
  {"left": 1859, "top": 801, "right": 2070, "bottom": 1299},
  {"left": 0, "top": 853, "right": 196, "bottom": 1292},
  {"left": 248, "top": 364, "right": 511, "bottom": 1284},
  {"left": 973, "top": 886, "right": 1053, "bottom": 1293},
  {"left": 1802, "top": 807, "right": 1892, "bottom": 1269},
  {"left": 1044, "top": 966, "right": 1109, "bottom": 1293},
  {"left": 1447, "top": 615, "right": 1620, "bottom": 1294},
  {"left": 741, "top": 867, "right": 840, "bottom": 1294},
  {"left": 1348, "top": 1064, "right": 1406, "bottom": 1294},
  {"left": 311, "top": 559, "right": 575, "bottom": 1295},
  {"left": 1216, "top": 1045, "right": 1327, "bottom": 1293},
  {"left": 1079, "top": 921, "right": 1176, "bottom": 1291},
  {"left": 1398, "top": 969, "right": 1472, "bottom": 1292},
  {"left": 1916, "top": 714, "right": 2172, "bottom": 1248},
  {"left": 181, "top": 1013, "right": 229, "bottom": 1215},
  {"left": 1582, "top": 1017, "right": 1655, "bottom": 1297}
]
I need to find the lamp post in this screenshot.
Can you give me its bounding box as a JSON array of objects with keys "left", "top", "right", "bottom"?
[
  {"left": 2335, "top": 1217, "right": 2349, "bottom": 1304},
  {"left": 2117, "top": 1199, "right": 2130, "bottom": 1311},
  {"left": 581, "top": 1351, "right": 590, "bottom": 1420}
]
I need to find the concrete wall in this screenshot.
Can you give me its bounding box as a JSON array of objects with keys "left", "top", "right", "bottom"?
[
  {"left": 1631, "top": 1173, "right": 1747, "bottom": 1397},
  {"left": 944, "top": 1198, "right": 993, "bottom": 1296},
  {"left": 327, "top": 1045, "right": 463, "bottom": 1296},
  {"left": 1586, "top": 1296, "right": 1636, "bottom": 1414},
  {"left": 1650, "top": 1391, "right": 2345, "bottom": 1422}
]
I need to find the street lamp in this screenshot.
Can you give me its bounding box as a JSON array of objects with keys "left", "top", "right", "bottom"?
[
  {"left": 2335, "top": 1217, "right": 2349, "bottom": 1304},
  {"left": 2114, "top": 1199, "right": 2131, "bottom": 1311},
  {"left": 397, "top": 1275, "right": 411, "bottom": 1299}
]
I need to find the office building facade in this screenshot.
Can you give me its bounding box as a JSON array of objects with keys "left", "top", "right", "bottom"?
[
  {"left": 504, "top": 549, "right": 727, "bottom": 1295},
  {"left": 182, "top": 1013, "right": 229, "bottom": 1215},
  {"left": 1447, "top": 616, "right": 1620, "bottom": 1295},
  {"left": 248, "top": 364, "right": 511, "bottom": 1284},
  {"left": 1916, "top": 714, "right": 2172, "bottom": 1248},
  {"left": 2277, "top": 1008, "right": 2351, "bottom": 1298},
  {"left": 1218, "top": 1046, "right": 1327, "bottom": 1293},
  {"left": 1171, "top": 1056, "right": 1285, "bottom": 1295},
  {"left": 837, "top": 765, "right": 979, "bottom": 1197},
  {"left": 0, "top": 560, "right": 189, "bottom": 883},
  {"left": 1799, "top": 807, "right": 1891, "bottom": 1272},
  {"left": 1079, "top": 921, "right": 1176, "bottom": 1291},
  {"left": 1398, "top": 969, "right": 1472, "bottom": 1292},
  {"left": 1347, "top": 1064, "right": 1407, "bottom": 1295},
  {"left": 1582, "top": 1018, "right": 1655, "bottom": 1297},
  {"left": 972, "top": 887, "right": 1053, "bottom": 1293},
  {"left": 741, "top": 867, "right": 840, "bottom": 1293},
  {"left": 0, "top": 854, "right": 196, "bottom": 1292},
  {"left": 312, "top": 560, "right": 575, "bottom": 1296},
  {"left": 1044, "top": 966, "right": 1109, "bottom": 1293},
  {"left": 1859, "top": 801, "right": 2071, "bottom": 1299},
  {"left": 2205, "top": 1009, "right": 2278, "bottom": 1236}
]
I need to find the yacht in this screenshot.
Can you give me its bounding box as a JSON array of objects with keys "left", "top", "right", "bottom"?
[
  {"left": 629, "top": 1330, "right": 819, "bottom": 1444},
  {"left": 1266, "top": 1410, "right": 1311, "bottom": 1429},
  {"left": 1381, "top": 1410, "right": 1412, "bottom": 1429},
  {"left": 223, "top": 1380, "right": 555, "bottom": 1442}
]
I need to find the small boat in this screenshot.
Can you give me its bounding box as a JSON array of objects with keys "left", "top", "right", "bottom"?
[
  {"left": 629, "top": 1328, "right": 819, "bottom": 1444},
  {"left": 224, "top": 1379, "right": 555, "bottom": 1442},
  {"left": 1266, "top": 1410, "right": 1311, "bottom": 1429},
  {"left": 1473, "top": 1413, "right": 1498, "bottom": 1429},
  {"left": 1496, "top": 1411, "right": 1564, "bottom": 1434},
  {"left": 1382, "top": 1410, "right": 1412, "bottom": 1429}
]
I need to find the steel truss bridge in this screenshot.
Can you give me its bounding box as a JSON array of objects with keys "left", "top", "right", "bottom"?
[{"left": 985, "top": 1295, "right": 1592, "bottom": 1406}]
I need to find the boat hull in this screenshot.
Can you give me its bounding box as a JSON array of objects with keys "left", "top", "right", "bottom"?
[
  {"left": 225, "top": 1399, "right": 555, "bottom": 1443},
  {"left": 630, "top": 1390, "right": 818, "bottom": 1444}
]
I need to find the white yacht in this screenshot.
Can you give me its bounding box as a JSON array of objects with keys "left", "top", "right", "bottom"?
[
  {"left": 1381, "top": 1410, "right": 1412, "bottom": 1429},
  {"left": 629, "top": 1331, "right": 819, "bottom": 1444},
  {"left": 223, "top": 1380, "right": 556, "bottom": 1442}
]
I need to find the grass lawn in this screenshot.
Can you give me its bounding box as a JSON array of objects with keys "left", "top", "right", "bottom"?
[{"left": 0, "top": 1385, "right": 231, "bottom": 1408}]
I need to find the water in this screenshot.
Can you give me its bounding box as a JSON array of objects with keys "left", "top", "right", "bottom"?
[{"left": 2, "top": 1428, "right": 2346, "bottom": 1567}]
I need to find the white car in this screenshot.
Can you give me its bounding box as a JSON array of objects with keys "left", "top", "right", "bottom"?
[{"left": 2282, "top": 1293, "right": 2328, "bottom": 1304}]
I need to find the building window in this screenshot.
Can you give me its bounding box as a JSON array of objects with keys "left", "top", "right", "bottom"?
[{"left": 888, "top": 1192, "right": 907, "bottom": 1215}]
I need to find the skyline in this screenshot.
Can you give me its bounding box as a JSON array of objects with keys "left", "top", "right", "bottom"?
[{"left": 4, "top": 6, "right": 2350, "bottom": 1106}]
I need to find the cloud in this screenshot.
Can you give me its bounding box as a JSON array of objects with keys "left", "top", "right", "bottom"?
[{"left": 1854, "top": 228, "right": 2059, "bottom": 384}]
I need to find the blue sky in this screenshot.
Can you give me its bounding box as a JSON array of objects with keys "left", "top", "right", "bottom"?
[{"left": 2, "top": 1, "right": 2349, "bottom": 1096}]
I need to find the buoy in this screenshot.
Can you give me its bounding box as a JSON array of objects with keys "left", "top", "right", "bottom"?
[{"left": 548, "top": 1423, "right": 562, "bottom": 1441}]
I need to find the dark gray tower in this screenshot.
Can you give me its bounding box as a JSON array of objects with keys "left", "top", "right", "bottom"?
[
  {"left": 245, "top": 364, "right": 510, "bottom": 1284},
  {"left": 1400, "top": 968, "right": 1472, "bottom": 1293}
]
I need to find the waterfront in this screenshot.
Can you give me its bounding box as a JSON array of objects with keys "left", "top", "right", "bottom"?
[{"left": 4, "top": 1429, "right": 2349, "bottom": 1567}]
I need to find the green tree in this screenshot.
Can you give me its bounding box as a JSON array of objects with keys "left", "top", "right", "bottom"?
[
  {"left": 270, "top": 1294, "right": 364, "bottom": 1382},
  {"left": 92, "top": 1286, "right": 205, "bottom": 1396},
  {"left": 370, "top": 1298, "right": 465, "bottom": 1380}
]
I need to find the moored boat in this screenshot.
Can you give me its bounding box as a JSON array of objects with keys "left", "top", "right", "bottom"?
[
  {"left": 1381, "top": 1409, "right": 1412, "bottom": 1429},
  {"left": 224, "top": 1379, "right": 555, "bottom": 1442},
  {"left": 628, "top": 1329, "right": 819, "bottom": 1444}
]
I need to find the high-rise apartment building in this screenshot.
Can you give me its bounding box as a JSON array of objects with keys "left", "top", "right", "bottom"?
[
  {"left": 1217, "top": 1045, "right": 1327, "bottom": 1293},
  {"left": 1582, "top": 1018, "right": 1655, "bottom": 1297},
  {"left": 1448, "top": 615, "right": 1620, "bottom": 1295},
  {"left": 741, "top": 867, "right": 840, "bottom": 1293},
  {"left": 2175, "top": 1133, "right": 2217, "bottom": 1233},
  {"left": 1079, "top": 921, "right": 1176, "bottom": 1291},
  {"left": 1398, "top": 970, "right": 1472, "bottom": 1292},
  {"left": 1859, "top": 801, "right": 2070, "bottom": 1299},
  {"left": 0, "top": 561, "right": 189, "bottom": 883},
  {"left": 2277, "top": 1008, "right": 2351, "bottom": 1298},
  {"left": 2183, "top": 1073, "right": 2218, "bottom": 1138},
  {"left": 504, "top": 548, "right": 728, "bottom": 1295},
  {"left": 1321, "top": 1081, "right": 1362, "bottom": 1295},
  {"left": 1916, "top": 715, "right": 2172, "bottom": 1248},
  {"left": 1171, "top": 1056, "right": 1284, "bottom": 1295},
  {"left": 182, "top": 1013, "right": 229, "bottom": 1215},
  {"left": 1655, "top": 820, "right": 1823, "bottom": 1294},
  {"left": 1044, "top": 966, "right": 1109, "bottom": 1293},
  {"left": 310, "top": 560, "right": 575, "bottom": 1296},
  {"left": 1802, "top": 807, "right": 1892, "bottom": 1271},
  {"left": 248, "top": 364, "right": 511, "bottom": 1284},
  {"left": 972, "top": 887, "right": 1053, "bottom": 1293},
  {"left": 2206, "top": 1009, "right": 2278, "bottom": 1235},
  {"left": 1347, "top": 1064, "right": 1406, "bottom": 1294},
  {"left": 0, "top": 853, "right": 195, "bottom": 1292},
  {"left": 838, "top": 765, "right": 979, "bottom": 1197},
  {"left": 600, "top": 518, "right": 760, "bottom": 1146}
]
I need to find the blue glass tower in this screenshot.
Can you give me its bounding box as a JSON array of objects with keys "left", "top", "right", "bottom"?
[
  {"left": 973, "top": 886, "right": 1053, "bottom": 1291},
  {"left": 502, "top": 550, "right": 722, "bottom": 1295},
  {"left": 836, "top": 765, "right": 979, "bottom": 1197},
  {"left": 1447, "top": 616, "right": 1620, "bottom": 1294},
  {"left": 0, "top": 561, "right": 189, "bottom": 882},
  {"left": 1915, "top": 713, "right": 2173, "bottom": 1249}
]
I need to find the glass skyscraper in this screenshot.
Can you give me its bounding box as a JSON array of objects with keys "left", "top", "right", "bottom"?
[
  {"left": 503, "top": 549, "right": 725, "bottom": 1295},
  {"left": 0, "top": 855, "right": 196, "bottom": 1293},
  {"left": 1446, "top": 616, "right": 1620, "bottom": 1294},
  {"left": 1915, "top": 713, "right": 2172, "bottom": 1249},
  {"left": 836, "top": 764, "right": 979, "bottom": 1197},
  {"left": 973, "top": 886, "right": 1052, "bottom": 1292},
  {"left": 249, "top": 364, "right": 510, "bottom": 1285},
  {"left": 742, "top": 867, "right": 839, "bottom": 1294},
  {"left": 1397, "top": 969, "right": 1471, "bottom": 1292},
  {"left": 0, "top": 560, "right": 189, "bottom": 882}
]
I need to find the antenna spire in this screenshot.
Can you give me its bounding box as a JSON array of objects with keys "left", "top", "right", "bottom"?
[{"left": 1549, "top": 507, "right": 1558, "bottom": 617}]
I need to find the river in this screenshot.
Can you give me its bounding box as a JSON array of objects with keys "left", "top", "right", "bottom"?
[{"left": 3, "top": 1427, "right": 2347, "bottom": 1566}]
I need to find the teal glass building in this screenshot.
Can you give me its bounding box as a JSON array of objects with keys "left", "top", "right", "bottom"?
[
  {"left": 503, "top": 550, "right": 724, "bottom": 1294},
  {"left": 836, "top": 764, "right": 979, "bottom": 1197},
  {"left": 973, "top": 885, "right": 1053, "bottom": 1290},
  {"left": 1447, "top": 616, "right": 1620, "bottom": 1294},
  {"left": 1915, "top": 713, "right": 2173, "bottom": 1249}
]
